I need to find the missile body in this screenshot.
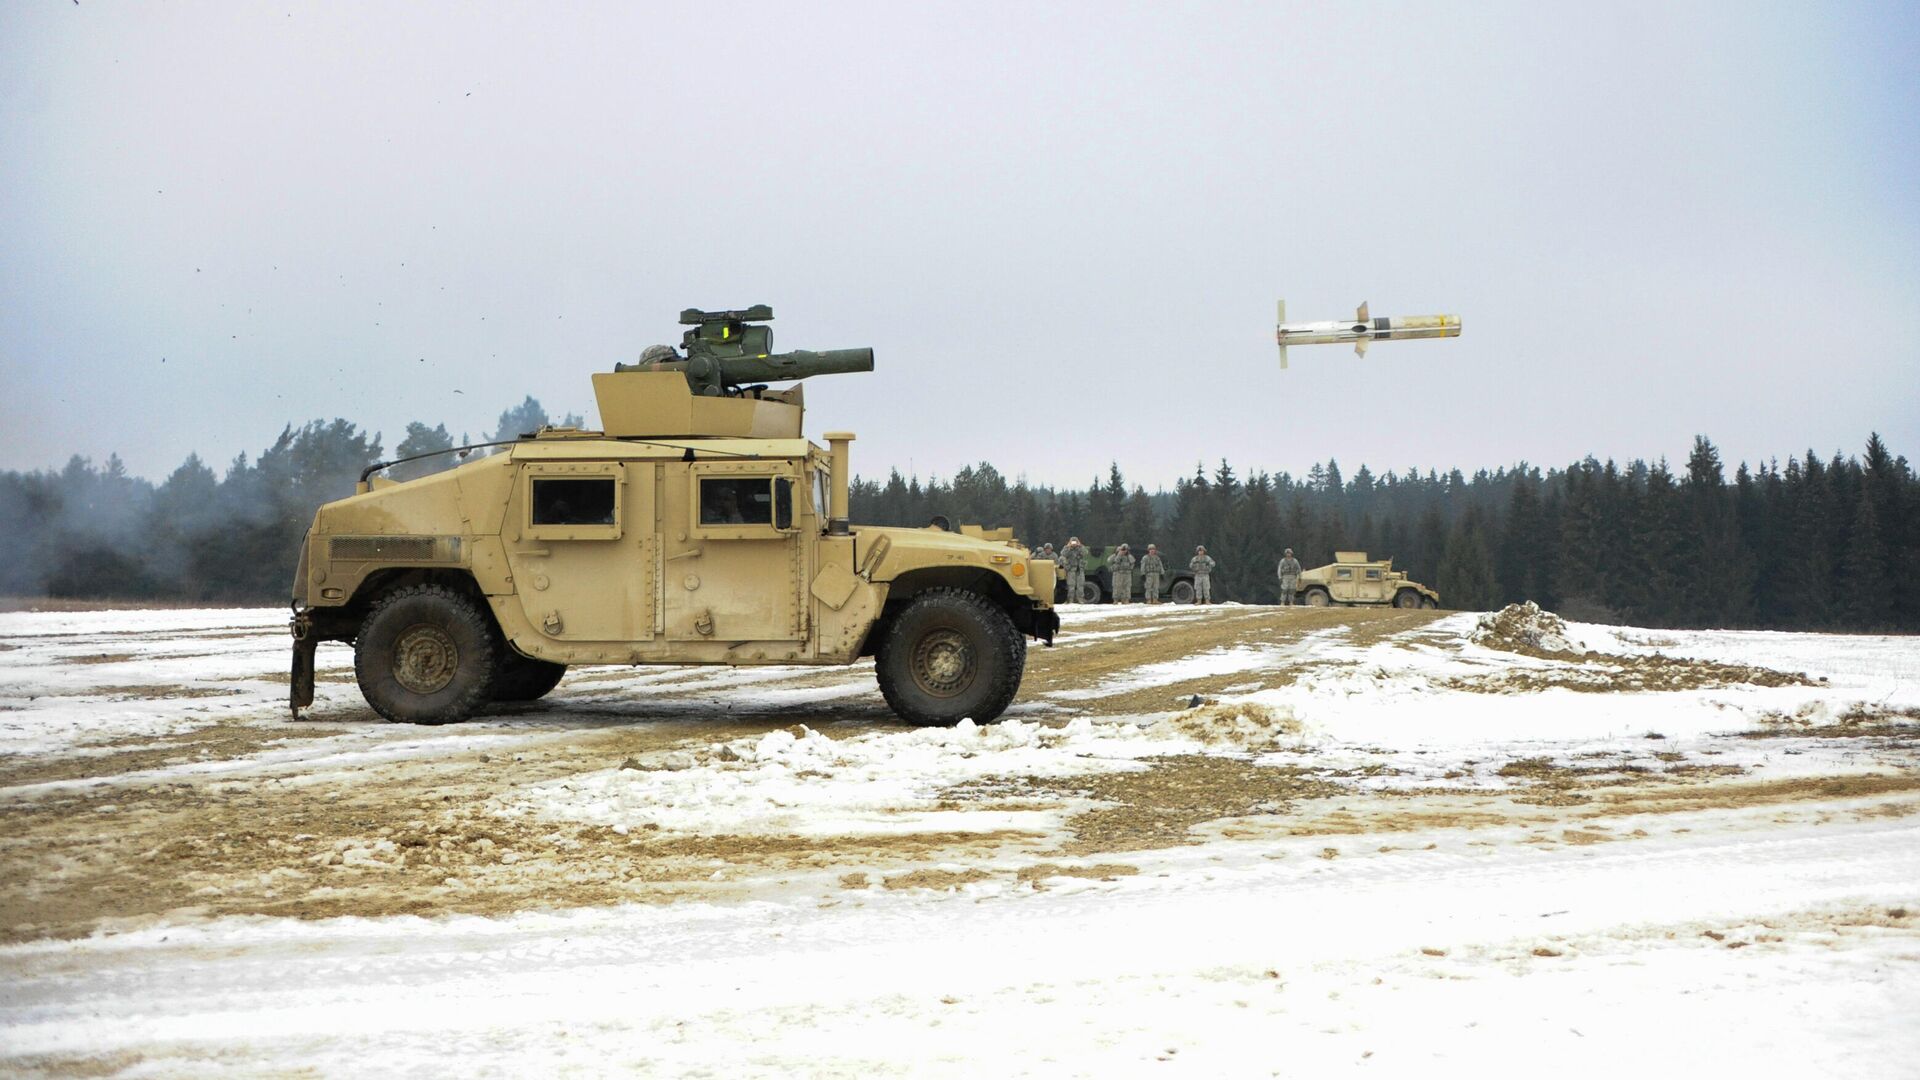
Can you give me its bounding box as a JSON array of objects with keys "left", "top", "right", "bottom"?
[{"left": 1275, "top": 300, "right": 1460, "bottom": 367}]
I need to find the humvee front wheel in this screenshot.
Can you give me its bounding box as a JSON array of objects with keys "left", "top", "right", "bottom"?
[
  {"left": 355, "top": 585, "right": 498, "bottom": 725},
  {"left": 1394, "top": 590, "right": 1423, "bottom": 609},
  {"left": 1077, "top": 580, "right": 1104, "bottom": 605},
  {"left": 1302, "top": 587, "right": 1332, "bottom": 608},
  {"left": 875, "top": 589, "right": 1025, "bottom": 725},
  {"left": 1170, "top": 579, "right": 1197, "bottom": 605}
]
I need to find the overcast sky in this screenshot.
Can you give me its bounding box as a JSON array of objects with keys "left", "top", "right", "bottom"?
[{"left": 4, "top": 1, "right": 1916, "bottom": 490}]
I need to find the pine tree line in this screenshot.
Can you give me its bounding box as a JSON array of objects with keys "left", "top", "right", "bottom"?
[
  {"left": 4, "top": 416, "right": 1912, "bottom": 631},
  {"left": 849, "top": 435, "right": 1918, "bottom": 631}
]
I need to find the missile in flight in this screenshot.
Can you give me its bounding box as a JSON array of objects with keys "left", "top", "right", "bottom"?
[{"left": 1275, "top": 300, "right": 1461, "bottom": 368}]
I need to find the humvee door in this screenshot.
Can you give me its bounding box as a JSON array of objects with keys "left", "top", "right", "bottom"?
[
  {"left": 507, "top": 462, "right": 657, "bottom": 641},
  {"left": 662, "top": 461, "right": 808, "bottom": 642}
]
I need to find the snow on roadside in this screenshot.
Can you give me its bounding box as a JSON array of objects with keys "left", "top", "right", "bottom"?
[
  {"left": 0, "top": 608, "right": 348, "bottom": 754},
  {"left": 491, "top": 717, "right": 1196, "bottom": 837}
]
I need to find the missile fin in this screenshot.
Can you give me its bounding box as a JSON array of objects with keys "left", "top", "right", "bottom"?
[
  {"left": 1356, "top": 300, "right": 1369, "bottom": 323},
  {"left": 1278, "top": 343, "right": 1289, "bottom": 369},
  {"left": 1354, "top": 338, "right": 1369, "bottom": 358}
]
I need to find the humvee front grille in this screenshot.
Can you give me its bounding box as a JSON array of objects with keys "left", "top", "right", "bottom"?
[{"left": 330, "top": 536, "right": 441, "bottom": 561}]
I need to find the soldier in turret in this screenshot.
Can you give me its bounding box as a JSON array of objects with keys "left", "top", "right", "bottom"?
[
  {"left": 638, "top": 343, "right": 681, "bottom": 369},
  {"left": 1035, "top": 542, "right": 1056, "bottom": 563},
  {"left": 1140, "top": 545, "right": 1165, "bottom": 604},
  {"left": 1060, "top": 537, "right": 1088, "bottom": 604},
  {"left": 1110, "top": 543, "right": 1136, "bottom": 604},
  {"left": 1190, "top": 545, "right": 1216, "bottom": 603},
  {"left": 1277, "top": 548, "right": 1303, "bottom": 606}
]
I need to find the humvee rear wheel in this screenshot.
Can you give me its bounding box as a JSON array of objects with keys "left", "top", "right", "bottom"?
[
  {"left": 875, "top": 589, "right": 1025, "bottom": 726},
  {"left": 493, "top": 653, "right": 568, "bottom": 702},
  {"left": 1394, "top": 590, "right": 1423, "bottom": 609},
  {"left": 1170, "top": 579, "right": 1197, "bottom": 605},
  {"left": 355, "top": 585, "right": 498, "bottom": 725},
  {"left": 1078, "top": 580, "right": 1104, "bottom": 605},
  {"left": 1422, "top": 597, "right": 1439, "bottom": 609},
  {"left": 1303, "top": 588, "right": 1332, "bottom": 608}
]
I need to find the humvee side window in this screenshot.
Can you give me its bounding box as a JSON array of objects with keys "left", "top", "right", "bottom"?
[
  {"left": 1365, "top": 569, "right": 1382, "bottom": 580},
  {"left": 532, "top": 478, "right": 616, "bottom": 525},
  {"left": 1336, "top": 568, "right": 1354, "bottom": 580},
  {"left": 699, "top": 478, "right": 773, "bottom": 525}
]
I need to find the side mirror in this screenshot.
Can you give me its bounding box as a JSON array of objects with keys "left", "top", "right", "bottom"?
[{"left": 774, "top": 478, "right": 795, "bottom": 531}]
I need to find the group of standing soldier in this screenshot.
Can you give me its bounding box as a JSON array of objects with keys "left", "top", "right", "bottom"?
[
  {"left": 1032, "top": 541, "right": 1309, "bottom": 606},
  {"left": 1034, "top": 538, "right": 1219, "bottom": 605}
]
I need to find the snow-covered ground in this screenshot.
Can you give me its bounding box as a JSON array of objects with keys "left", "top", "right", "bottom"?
[{"left": 1, "top": 602, "right": 1916, "bottom": 1077}]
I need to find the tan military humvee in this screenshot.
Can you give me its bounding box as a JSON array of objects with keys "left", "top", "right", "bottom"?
[
  {"left": 1293, "top": 551, "right": 1439, "bottom": 608},
  {"left": 290, "top": 309, "right": 1058, "bottom": 727}
]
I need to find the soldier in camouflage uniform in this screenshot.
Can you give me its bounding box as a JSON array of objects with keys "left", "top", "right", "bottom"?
[
  {"left": 1035, "top": 542, "right": 1056, "bottom": 563},
  {"left": 1109, "top": 543, "right": 1136, "bottom": 604},
  {"left": 1189, "top": 545, "right": 1216, "bottom": 603},
  {"left": 1139, "top": 545, "right": 1165, "bottom": 604},
  {"left": 1277, "top": 547, "right": 1303, "bottom": 606},
  {"left": 1060, "top": 537, "right": 1087, "bottom": 604}
]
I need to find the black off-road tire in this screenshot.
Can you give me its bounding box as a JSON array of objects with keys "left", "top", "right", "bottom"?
[
  {"left": 355, "top": 585, "right": 499, "bottom": 725},
  {"left": 874, "top": 588, "right": 1025, "bottom": 726},
  {"left": 1302, "top": 587, "right": 1333, "bottom": 608},
  {"left": 1394, "top": 590, "right": 1424, "bottom": 609},
  {"left": 492, "top": 653, "right": 568, "bottom": 702},
  {"left": 1170, "top": 579, "right": 1197, "bottom": 605},
  {"left": 1423, "top": 597, "right": 1440, "bottom": 609},
  {"left": 1078, "top": 580, "right": 1104, "bottom": 605}
]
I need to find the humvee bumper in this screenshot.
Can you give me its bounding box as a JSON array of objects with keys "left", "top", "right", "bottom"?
[
  {"left": 1028, "top": 607, "right": 1060, "bottom": 646},
  {"left": 290, "top": 613, "right": 317, "bottom": 716}
]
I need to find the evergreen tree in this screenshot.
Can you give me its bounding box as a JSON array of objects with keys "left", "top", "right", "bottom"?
[
  {"left": 1841, "top": 487, "right": 1894, "bottom": 627},
  {"left": 393, "top": 422, "right": 456, "bottom": 481},
  {"left": 1498, "top": 467, "right": 1549, "bottom": 605},
  {"left": 490, "top": 396, "right": 550, "bottom": 446},
  {"left": 1120, "top": 486, "right": 1157, "bottom": 549},
  {"left": 1438, "top": 508, "right": 1499, "bottom": 610}
]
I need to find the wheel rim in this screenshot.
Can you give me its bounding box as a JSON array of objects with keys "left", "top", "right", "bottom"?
[
  {"left": 1306, "top": 591, "right": 1329, "bottom": 607},
  {"left": 392, "top": 623, "right": 459, "bottom": 695},
  {"left": 910, "top": 627, "right": 976, "bottom": 698}
]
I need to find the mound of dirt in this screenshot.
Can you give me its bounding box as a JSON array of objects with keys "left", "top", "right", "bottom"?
[
  {"left": 1150, "top": 700, "right": 1303, "bottom": 750},
  {"left": 1473, "top": 602, "right": 1578, "bottom": 655}
]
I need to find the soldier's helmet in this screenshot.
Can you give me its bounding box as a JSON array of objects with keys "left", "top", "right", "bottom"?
[
  {"left": 639, "top": 343, "right": 678, "bottom": 366},
  {"left": 1284, "top": 548, "right": 1294, "bottom": 556},
  {"left": 1118, "top": 543, "right": 1130, "bottom": 551},
  {"left": 1196, "top": 545, "right": 1207, "bottom": 553},
  {"left": 1068, "top": 536, "right": 1079, "bottom": 544},
  {"left": 1147, "top": 544, "right": 1157, "bottom": 551}
]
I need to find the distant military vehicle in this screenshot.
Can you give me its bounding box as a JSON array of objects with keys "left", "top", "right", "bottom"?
[
  {"left": 290, "top": 306, "right": 1058, "bottom": 727},
  {"left": 1294, "top": 552, "right": 1439, "bottom": 608},
  {"left": 1055, "top": 546, "right": 1198, "bottom": 604}
]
